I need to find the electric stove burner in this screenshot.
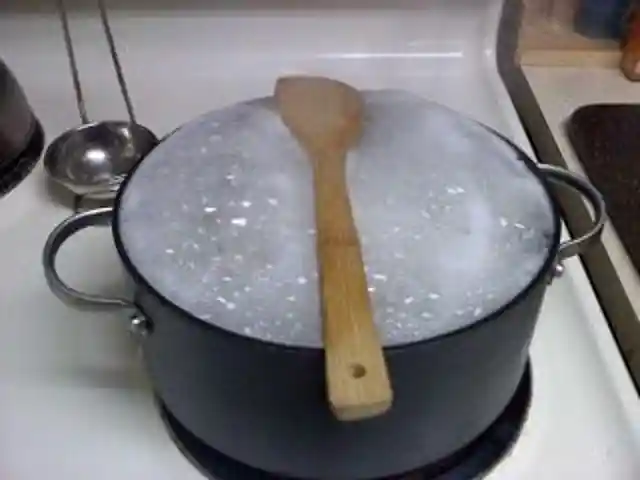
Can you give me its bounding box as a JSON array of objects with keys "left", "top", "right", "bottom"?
[
  {"left": 0, "top": 122, "right": 44, "bottom": 197},
  {"left": 160, "top": 363, "right": 531, "bottom": 480}
]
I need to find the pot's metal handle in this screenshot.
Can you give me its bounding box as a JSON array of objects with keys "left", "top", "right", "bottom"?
[
  {"left": 539, "top": 165, "right": 606, "bottom": 261},
  {"left": 42, "top": 207, "right": 135, "bottom": 312}
]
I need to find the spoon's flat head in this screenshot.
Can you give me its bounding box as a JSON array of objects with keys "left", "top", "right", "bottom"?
[{"left": 275, "top": 76, "right": 364, "bottom": 156}]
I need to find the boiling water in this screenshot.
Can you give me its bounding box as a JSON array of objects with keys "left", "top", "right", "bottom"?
[{"left": 118, "top": 90, "right": 555, "bottom": 347}]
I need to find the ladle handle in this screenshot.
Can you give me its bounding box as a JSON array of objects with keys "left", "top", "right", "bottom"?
[
  {"left": 314, "top": 151, "right": 393, "bottom": 422},
  {"left": 42, "top": 207, "right": 135, "bottom": 312},
  {"left": 57, "top": 0, "right": 89, "bottom": 123},
  {"left": 97, "top": 0, "right": 137, "bottom": 124}
]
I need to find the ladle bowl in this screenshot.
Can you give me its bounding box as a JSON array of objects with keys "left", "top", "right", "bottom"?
[{"left": 44, "top": 120, "right": 158, "bottom": 200}]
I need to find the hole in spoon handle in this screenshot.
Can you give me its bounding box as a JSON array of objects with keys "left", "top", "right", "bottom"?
[{"left": 350, "top": 363, "right": 367, "bottom": 379}]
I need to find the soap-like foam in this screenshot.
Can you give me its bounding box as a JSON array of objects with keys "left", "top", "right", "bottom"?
[{"left": 117, "top": 90, "right": 556, "bottom": 347}]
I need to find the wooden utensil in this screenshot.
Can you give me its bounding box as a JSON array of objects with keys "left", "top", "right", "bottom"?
[{"left": 274, "top": 75, "right": 393, "bottom": 421}]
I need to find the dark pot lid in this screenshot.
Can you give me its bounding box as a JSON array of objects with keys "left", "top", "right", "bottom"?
[{"left": 115, "top": 90, "right": 556, "bottom": 347}]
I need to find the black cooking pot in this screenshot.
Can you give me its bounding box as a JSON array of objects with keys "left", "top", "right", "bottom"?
[{"left": 42, "top": 91, "right": 605, "bottom": 479}]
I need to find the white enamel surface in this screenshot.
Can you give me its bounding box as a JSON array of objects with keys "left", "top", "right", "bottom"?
[
  {"left": 524, "top": 65, "right": 640, "bottom": 350},
  {"left": 0, "top": 1, "right": 639, "bottom": 479}
]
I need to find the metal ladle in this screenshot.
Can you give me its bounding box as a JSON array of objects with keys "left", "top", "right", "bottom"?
[{"left": 44, "top": 0, "right": 158, "bottom": 211}]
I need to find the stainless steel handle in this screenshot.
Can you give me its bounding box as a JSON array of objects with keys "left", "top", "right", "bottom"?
[
  {"left": 539, "top": 165, "right": 606, "bottom": 260},
  {"left": 97, "top": 0, "right": 137, "bottom": 124},
  {"left": 57, "top": 0, "right": 89, "bottom": 124},
  {"left": 42, "top": 207, "right": 135, "bottom": 312}
]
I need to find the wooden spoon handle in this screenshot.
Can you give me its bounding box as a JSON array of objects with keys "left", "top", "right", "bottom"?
[{"left": 313, "top": 149, "right": 393, "bottom": 421}]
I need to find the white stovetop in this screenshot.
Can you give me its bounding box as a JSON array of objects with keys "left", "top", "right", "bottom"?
[
  {"left": 524, "top": 66, "right": 640, "bottom": 358},
  {"left": 0, "top": 1, "right": 639, "bottom": 479}
]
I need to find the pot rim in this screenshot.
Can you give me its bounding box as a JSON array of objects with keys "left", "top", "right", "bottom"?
[{"left": 111, "top": 119, "right": 562, "bottom": 353}]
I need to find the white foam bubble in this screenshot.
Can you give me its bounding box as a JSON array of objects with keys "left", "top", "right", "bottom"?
[{"left": 118, "top": 91, "right": 555, "bottom": 347}]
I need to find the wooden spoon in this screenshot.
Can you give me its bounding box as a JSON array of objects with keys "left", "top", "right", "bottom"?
[{"left": 275, "top": 75, "right": 393, "bottom": 421}]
